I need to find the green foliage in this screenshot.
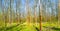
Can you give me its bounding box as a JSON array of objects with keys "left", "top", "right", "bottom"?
[{"left": 0, "top": 22, "right": 60, "bottom": 31}]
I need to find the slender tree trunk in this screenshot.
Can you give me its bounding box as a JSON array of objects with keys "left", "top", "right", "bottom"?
[
  {"left": 58, "top": 0, "right": 60, "bottom": 26},
  {"left": 26, "top": 0, "right": 30, "bottom": 24},
  {"left": 39, "top": 0, "right": 42, "bottom": 31},
  {"left": 10, "top": 0, "right": 13, "bottom": 24},
  {"left": 4, "top": 0, "right": 6, "bottom": 27},
  {"left": 34, "top": 0, "right": 37, "bottom": 25},
  {"left": 9, "top": 0, "right": 11, "bottom": 24},
  {"left": 16, "top": 0, "right": 19, "bottom": 24}
]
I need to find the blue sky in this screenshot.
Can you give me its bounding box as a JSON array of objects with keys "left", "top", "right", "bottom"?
[{"left": 0, "top": 0, "right": 58, "bottom": 16}]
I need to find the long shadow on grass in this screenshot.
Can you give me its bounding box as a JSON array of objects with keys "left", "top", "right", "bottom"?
[
  {"left": 33, "top": 25, "right": 39, "bottom": 31},
  {"left": 5, "top": 24, "right": 20, "bottom": 30},
  {"left": 51, "top": 27, "right": 60, "bottom": 31},
  {"left": 0, "top": 24, "right": 20, "bottom": 31},
  {"left": 43, "top": 26, "right": 60, "bottom": 31}
]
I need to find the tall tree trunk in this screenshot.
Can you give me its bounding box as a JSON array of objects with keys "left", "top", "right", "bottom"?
[
  {"left": 9, "top": 0, "right": 11, "bottom": 24},
  {"left": 39, "top": 0, "right": 42, "bottom": 31},
  {"left": 58, "top": 0, "right": 60, "bottom": 26},
  {"left": 34, "top": 0, "right": 37, "bottom": 25},
  {"left": 26, "top": 0, "right": 30, "bottom": 24},
  {"left": 16, "top": 0, "right": 21, "bottom": 24},
  {"left": 16, "top": 0, "right": 19, "bottom": 24},
  {"left": 10, "top": 0, "right": 13, "bottom": 24}
]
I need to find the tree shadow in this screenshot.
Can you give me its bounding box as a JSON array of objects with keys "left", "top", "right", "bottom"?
[
  {"left": 51, "top": 27, "right": 60, "bottom": 31},
  {"left": 43, "top": 26, "right": 60, "bottom": 31},
  {"left": 0, "top": 24, "right": 20, "bottom": 31}
]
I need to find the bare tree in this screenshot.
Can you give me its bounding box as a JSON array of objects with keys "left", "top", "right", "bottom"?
[
  {"left": 11, "top": 0, "right": 14, "bottom": 24},
  {"left": 16, "top": 0, "right": 18, "bottom": 24},
  {"left": 39, "top": 0, "right": 42, "bottom": 31},
  {"left": 26, "top": 0, "right": 31, "bottom": 24},
  {"left": 16, "top": 0, "right": 21, "bottom": 24},
  {"left": 58, "top": 0, "right": 60, "bottom": 26},
  {"left": 33, "top": 0, "right": 38, "bottom": 25}
]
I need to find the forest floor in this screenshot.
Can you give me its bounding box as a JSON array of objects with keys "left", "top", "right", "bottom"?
[{"left": 0, "top": 22, "right": 60, "bottom": 31}]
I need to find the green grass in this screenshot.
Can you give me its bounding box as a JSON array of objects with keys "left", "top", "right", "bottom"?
[{"left": 0, "top": 22, "right": 60, "bottom": 31}]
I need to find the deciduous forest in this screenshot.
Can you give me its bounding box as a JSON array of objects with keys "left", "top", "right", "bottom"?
[{"left": 0, "top": 0, "right": 60, "bottom": 31}]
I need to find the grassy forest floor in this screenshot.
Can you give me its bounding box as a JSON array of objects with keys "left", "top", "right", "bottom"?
[{"left": 0, "top": 21, "right": 60, "bottom": 31}]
